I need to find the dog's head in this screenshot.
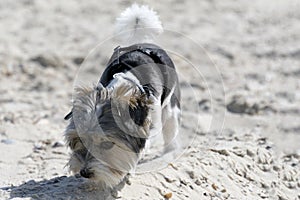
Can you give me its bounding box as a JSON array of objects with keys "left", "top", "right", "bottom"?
[{"left": 64, "top": 73, "right": 153, "bottom": 188}]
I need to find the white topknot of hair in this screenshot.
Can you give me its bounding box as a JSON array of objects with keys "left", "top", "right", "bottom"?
[{"left": 115, "top": 4, "right": 163, "bottom": 45}]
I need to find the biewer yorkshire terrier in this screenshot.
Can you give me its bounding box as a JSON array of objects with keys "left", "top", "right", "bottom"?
[{"left": 64, "top": 4, "right": 181, "bottom": 188}]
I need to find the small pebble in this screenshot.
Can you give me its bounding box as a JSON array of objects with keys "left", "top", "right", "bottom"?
[
  {"left": 212, "top": 183, "right": 218, "bottom": 190},
  {"left": 195, "top": 179, "right": 201, "bottom": 186},
  {"left": 187, "top": 171, "right": 196, "bottom": 179},
  {"left": 34, "top": 142, "right": 45, "bottom": 151},
  {"left": 163, "top": 192, "right": 172, "bottom": 199},
  {"left": 164, "top": 176, "right": 176, "bottom": 183}
]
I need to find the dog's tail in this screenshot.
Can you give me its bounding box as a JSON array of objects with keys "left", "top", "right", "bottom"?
[{"left": 115, "top": 4, "right": 163, "bottom": 45}]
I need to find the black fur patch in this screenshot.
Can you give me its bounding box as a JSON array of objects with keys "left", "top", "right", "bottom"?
[
  {"left": 129, "top": 98, "right": 149, "bottom": 126},
  {"left": 99, "top": 43, "right": 180, "bottom": 107}
]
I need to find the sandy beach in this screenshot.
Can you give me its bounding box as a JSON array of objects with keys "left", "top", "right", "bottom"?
[{"left": 0, "top": 0, "right": 299, "bottom": 199}]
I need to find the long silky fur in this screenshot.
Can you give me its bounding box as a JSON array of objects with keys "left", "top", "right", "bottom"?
[{"left": 64, "top": 80, "right": 153, "bottom": 188}]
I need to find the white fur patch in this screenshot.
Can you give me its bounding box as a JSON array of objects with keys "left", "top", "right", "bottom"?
[{"left": 115, "top": 3, "right": 163, "bottom": 45}]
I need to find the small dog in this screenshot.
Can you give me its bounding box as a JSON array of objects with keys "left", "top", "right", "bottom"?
[{"left": 64, "top": 4, "right": 181, "bottom": 188}]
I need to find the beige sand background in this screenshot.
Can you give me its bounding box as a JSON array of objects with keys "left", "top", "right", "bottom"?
[{"left": 0, "top": 0, "right": 299, "bottom": 199}]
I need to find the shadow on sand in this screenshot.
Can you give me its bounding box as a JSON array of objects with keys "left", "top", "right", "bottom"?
[{"left": 1, "top": 175, "right": 127, "bottom": 200}]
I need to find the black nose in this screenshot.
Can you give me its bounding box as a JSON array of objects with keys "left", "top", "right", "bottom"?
[{"left": 80, "top": 168, "right": 93, "bottom": 178}]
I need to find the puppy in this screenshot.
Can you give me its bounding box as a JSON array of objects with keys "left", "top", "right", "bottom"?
[{"left": 64, "top": 4, "right": 181, "bottom": 188}]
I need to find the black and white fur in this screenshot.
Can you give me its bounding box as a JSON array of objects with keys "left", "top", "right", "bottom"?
[{"left": 64, "top": 4, "right": 180, "bottom": 188}]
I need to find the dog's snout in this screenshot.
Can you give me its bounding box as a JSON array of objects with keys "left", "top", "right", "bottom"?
[{"left": 80, "top": 168, "right": 93, "bottom": 178}]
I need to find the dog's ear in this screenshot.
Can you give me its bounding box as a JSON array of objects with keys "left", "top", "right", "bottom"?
[
  {"left": 111, "top": 81, "right": 153, "bottom": 109},
  {"left": 110, "top": 73, "right": 153, "bottom": 108},
  {"left": 95, "top": 83, "right": 113, "bottom": 103}
]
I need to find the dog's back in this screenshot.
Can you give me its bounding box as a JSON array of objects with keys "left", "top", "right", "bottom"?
[{"left": 100, "top": 43, "right": 180, "bottom": 108}]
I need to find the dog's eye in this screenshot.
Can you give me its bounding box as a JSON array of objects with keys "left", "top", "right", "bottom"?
[{"left": 100, "top": 141, "right": 114, "bottom": 150}]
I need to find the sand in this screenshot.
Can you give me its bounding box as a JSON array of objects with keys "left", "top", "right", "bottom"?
[{"left": 0, "top": 0, "right": 299, "bottom": 199}]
